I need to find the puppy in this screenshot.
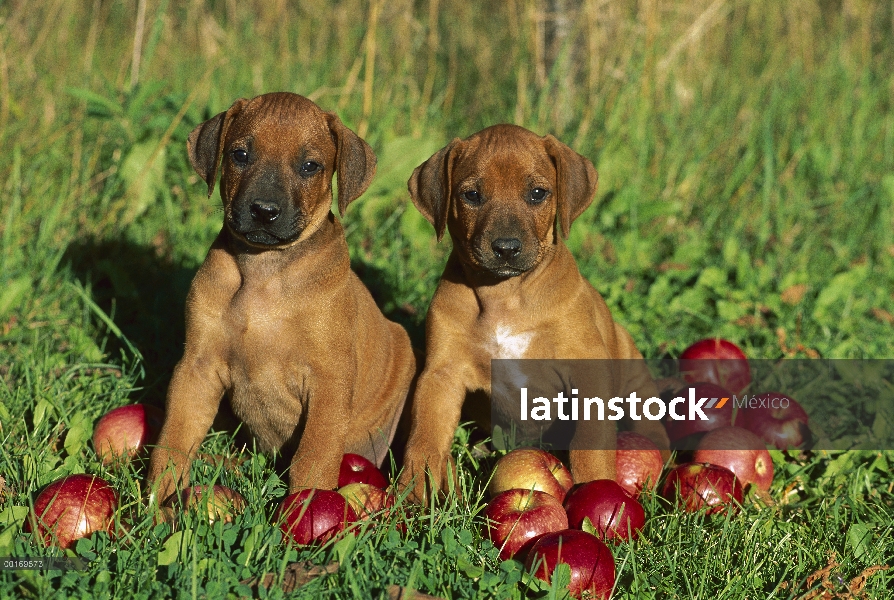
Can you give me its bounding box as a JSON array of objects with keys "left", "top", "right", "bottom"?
[
  {"left": 398, "top": 124, "right": 669, "bottom": 501},
  {"left": 148, "top": 92, "right": 416, "bottom": 504}
]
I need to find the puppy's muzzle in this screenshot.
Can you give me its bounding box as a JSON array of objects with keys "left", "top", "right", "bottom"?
[
  {"left": 480, "top": 235, "right": 538, "bottom": 277},
  {"left": 229, "top": 196, "right": 303, "bottom": 246}
]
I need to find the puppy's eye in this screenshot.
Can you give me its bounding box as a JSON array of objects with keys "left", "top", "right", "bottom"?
[
  {"left": 232, "top": 148, "right": 249, "bottom": 165},
  {"left": 299, "top": 161, "right": 322, "bottom": 176},
  {"left": 529, "top": 187, "right": 549, "bottom": 204},
  {"left": 462, "top": 190, "right": 483, "bottom": 205}
]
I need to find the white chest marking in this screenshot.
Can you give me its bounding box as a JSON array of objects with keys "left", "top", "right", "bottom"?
[{"left": 488, "top": 325, "right": 533, "bottom": 360}]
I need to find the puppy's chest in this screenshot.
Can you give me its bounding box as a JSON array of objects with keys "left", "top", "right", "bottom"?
[
  {"left": 475, "top": 312, "right": 598, "bottom": 366},
  {"left": 482, "top": 324, "right": 536, "bottom": 360},
  {"left": 225, "top": 288, "right": 297, "bottom": 362},
  {"left": 221, "top": 287, "right": 310, "bottom": 446}
]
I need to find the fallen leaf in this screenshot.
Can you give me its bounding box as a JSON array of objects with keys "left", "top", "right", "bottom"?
[
  {"left": 734, "top": 314, "right": 766, "bottom": 328},
  {"left": 784, "top": 552, "right": 890, "bottom": 600},
  {"left": 804, "top": 555, "right": 837, "bottom": 589},
  {"left": 386, "top": 585, "right": 445, "bottom": 600},
  {"left": 657, "top": 262, "right": 689, "bottom": 272},
  {"left": 776, "top": 327, "right": 821, "bottom": 358},
  {"left": 197, "top": 452, "right": 248, "bottom": 470},
  {"left": 241, "top": 561, "right": 339, "bottom": 594},
  {"left": 470, "top": 441, "right": 492, "bottom": 459},
  {"left": 749, "top": 487, "right": 775, "bottom": 507},
  {"left": 781, "top": 284, "right": 808, "bottom": 305},
  {"left": 846, "top": 565, "right": 890, "bottom": 596},
  {"left": 870, "top": 308, "right": 894, "bottom": 325}
]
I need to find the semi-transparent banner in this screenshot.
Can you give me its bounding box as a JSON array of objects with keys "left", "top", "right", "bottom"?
[{"left": 489, "top": 359, "right": 894, "bottom": 451}]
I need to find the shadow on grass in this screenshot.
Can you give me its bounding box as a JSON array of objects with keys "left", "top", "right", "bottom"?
[
  {"left": 63, "top": 238, "right": 195, "bottom": 406},
  {"left": 63, "top": 239, "right": 427, "bottom": 403}
]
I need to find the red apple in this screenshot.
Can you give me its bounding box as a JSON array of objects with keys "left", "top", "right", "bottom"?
[
  {"left": 92, "top": 404, "right": 165, "bottom": 465},
  {"left": 679, "top": 338, "right": 751, "bottom": 395},
  {"left": 615, "top": 431, "right": 664, "bottom": 497},
  {"left": 663, "top": 382, "right": 735, "bottom": 444},
  {"left": 338, "top": 453, "right": 388, "bottom": 488},
  {"left": 171, "top": 484, "right": 246, "bottom": 524},
  {"left": 26, "top": 474, "right": 118, "bottom": 549},
  {"left": 338, "top": 482, "right": 393, "bottom": 520},
  {"left": 276, "top": 489, "right": 357, "bottom": 545},
  {"left": 483, "top": 489, "right": 568, "bottom": 561},
  {"left": 736, "top": 392, "right": 810, "bottom": 450},
  {"left": 489, "top": 448, "right": 573, "bottom": 502},
  {"left": 662, "top": 462, "right": 744, "bottom": 515},
  {"left": 525, "top": 529, "right": 616, "bottom": 599},
  {"left": 563, "top": 479, "right": 646, "bottom": 543},
  {"left": 693, "top": 426, "right": 774, "bottom": 492}
]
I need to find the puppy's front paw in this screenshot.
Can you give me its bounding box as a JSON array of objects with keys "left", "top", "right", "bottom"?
[
  {"left": 569, "top": 449, "right": 616, "bottom": 484},
  {"left": 398, "top": 448, "right": 454, "bottom": 504},
  {"left": 287, "top": 449, "right": 341, "bottom": 493},
  {"left": 147, "top": 473, "right": 178, "bottom": 510}
]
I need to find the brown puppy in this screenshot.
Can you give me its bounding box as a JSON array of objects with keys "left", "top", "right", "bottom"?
[
  {"left": 398, "top": 124, "right": 669, "bottom": 501},
  {"left": 148, "top": 92, "right": 416, "bottom": 504}
]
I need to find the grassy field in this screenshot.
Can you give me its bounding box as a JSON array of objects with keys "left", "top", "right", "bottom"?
[{"left": 1, "top": 0, "right": 893, "bottom": 597}]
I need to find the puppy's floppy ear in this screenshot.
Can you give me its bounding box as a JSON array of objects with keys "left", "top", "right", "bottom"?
[
  {"left": 543, "top": 135, "right": 599, "bottom": 239},
  {"left": 407, "top": 139, "right": 460, "bottom": 241},
  {"left": 187, "top": 99, "right": 248, "bottom": 198},
  {"left": 324, "top": 112, "right": 377, "bottom": 216}
]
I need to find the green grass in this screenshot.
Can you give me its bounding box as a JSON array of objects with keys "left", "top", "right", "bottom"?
[{"left": 1, "top": 0, "right": 894, "bottom": 597}]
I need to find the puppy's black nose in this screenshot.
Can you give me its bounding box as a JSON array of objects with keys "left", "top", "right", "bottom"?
[
  {"left": 249, "top": 201, "right": 281, "bottom": 223},
  {"left": 491, "top": 237, "right": 522, "bottom": 260}
]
